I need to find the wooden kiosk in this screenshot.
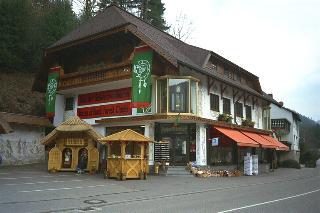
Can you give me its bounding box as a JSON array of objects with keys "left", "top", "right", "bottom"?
[
  {"left": 41, "top": 116, "right": 102, "bottom": 172},
  {"left": 99, "top": 129, "right": 151, "bottom": 180}
]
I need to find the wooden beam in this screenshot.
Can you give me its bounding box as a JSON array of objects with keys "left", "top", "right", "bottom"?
[
  {"left": 232, "top": 89, "right": 239, "bottom": 103},
  {"left": 243, "top": 92, "right": 250, "bottom": 105},
  {"left": 207, "top": 76, "right": 215, "bottom": 95},
  {"left": 252, "top": 96, "right": 258, "bottom": 109},
  {"left": 235, "top": 92, "right": 244, "bottom": 103},
  {"left": 220, "top": 84, "right": 227, "bottom": 100}
]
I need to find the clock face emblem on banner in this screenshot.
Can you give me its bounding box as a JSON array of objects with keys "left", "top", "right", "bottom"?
[
  {"left": 47, "top": 78, "right": 58, "bottom": 104},
  {"left": 133, "top": 59, "right": 151, "bottom": 94}
]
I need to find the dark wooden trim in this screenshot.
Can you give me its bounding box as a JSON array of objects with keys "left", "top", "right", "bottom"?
[
  {"left": 220, "top": 84, "right": 227, "bottom": 100},
  {"left": 232, "top": 89, "right": 239, "bottom": 103},
  {"left": 46, "top": 25, "right": 129, "bottom": 54},
  {"left": 207, "top": 76, "right": 215, "bottom": 95},
  {"left": 252, "top": 96, "right": 258, "bottom": 109},
  {"left": 244, "top": 92, "right": 250, "bottom": 105}
]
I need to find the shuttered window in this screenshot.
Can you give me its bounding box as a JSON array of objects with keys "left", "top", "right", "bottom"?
[
  {"left": 245, "top": 105, "right": 252, "bottom": 120},
  {"left": 235, "top": 102, "right": 243, "bottom": 117},
  {"left": 210, "top": 94, "right": 219, "bottom": 112},
  {"left": 223, "top": 98, "right": 231, "bottom": 114}
]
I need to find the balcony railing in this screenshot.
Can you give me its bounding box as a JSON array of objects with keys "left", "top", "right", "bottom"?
[
  {"left": 271, "top": 118, "right": 291, "bottom": 132},
  {"left": 58, "top": 62, "right": 131, "bottom": 90}
]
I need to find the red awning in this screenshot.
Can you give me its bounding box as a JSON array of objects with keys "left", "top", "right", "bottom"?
[
  {"left": 260, "top": 135, "right": 289, "bottom": 151},
  {"left": 240, "top": 131, "right": 277, "bottom": 149},
  {"left": 214, "top": 127, "right": 259, "bottom": 148}
]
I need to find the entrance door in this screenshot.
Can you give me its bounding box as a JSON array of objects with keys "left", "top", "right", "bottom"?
[{"left": 163, "top": 135, "right": 188, "bottom": 165}]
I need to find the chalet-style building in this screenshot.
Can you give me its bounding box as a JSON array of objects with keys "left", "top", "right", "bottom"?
[
  {"left": 0, "top": 112, "right": 52, "bottom": 165},
  {"left": 270, "top": 102, "right": 301, "bottom": 161},
  {"left": 34, "top": 5, "right": 288, "bottom": 170}
]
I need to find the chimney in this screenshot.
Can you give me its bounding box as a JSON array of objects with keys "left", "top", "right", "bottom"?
[
  {"left": 279, "top": 101, "right": 284, "bottom": 107},
  {"left": 268, "top": 93, "right": 273, "bottom": 98}
]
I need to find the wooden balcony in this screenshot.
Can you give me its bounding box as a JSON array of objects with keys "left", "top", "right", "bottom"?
[{"left": 58, "top": 62, "right": 131, "bottom": 90}]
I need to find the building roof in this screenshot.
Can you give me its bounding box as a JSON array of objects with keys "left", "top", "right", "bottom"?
[
  {"left": 264, "top": 93, "right": 301, "bottom": 120},
  {"left": 99, "top": 129, "right": 152, "bottom": 143},
  {"left": 47, "top": 5, "right": 259, "bottom": 82},
  {"left": 0, "top": 112, "right": 52, "bottom": 128},
  {"left": 282, "top": 107, "right": 301, "bottom": 121},
  {"left": 0, "top": 114, "right": 13, "bottom": 134},
  {"left": 41, "top": 116, "right": 103, "bottom": 145}
]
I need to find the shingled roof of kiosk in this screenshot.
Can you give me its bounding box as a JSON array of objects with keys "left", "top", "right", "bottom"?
[
  {"left": 41, "top": 116, "right": 103, "bottom": 145},
  {"left": 99, "top": 129, "right": 152, "bottom": 143}
]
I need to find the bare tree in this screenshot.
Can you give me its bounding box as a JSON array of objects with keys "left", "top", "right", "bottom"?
[{"left": 168, "top": 12, "right": 194, "bottom": 42}]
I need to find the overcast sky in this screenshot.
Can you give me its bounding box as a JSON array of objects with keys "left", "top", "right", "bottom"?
[{"left": 163, "top": 0, "right": 320, "bottom": 121}]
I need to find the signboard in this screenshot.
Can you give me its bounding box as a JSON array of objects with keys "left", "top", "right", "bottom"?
[
  {"left": 77, "top": 102, "right": 132, "bottom": 119},
  {"left": 45, "top": 66, "right": 60, "bottom": 118},
  {"left": 78, "top": 87, "right": 131, "bottom": 106},
  {"left": 211, "top": 137, "right": 219, "bottom": 146},
  {"left": 65, "top": 138, "right": 86, "bottom": 146},
  {"left": 131, "top": 45, "right": 152, "bottom": 108}
]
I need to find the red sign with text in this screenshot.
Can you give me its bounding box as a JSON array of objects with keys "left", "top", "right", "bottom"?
[
  {"left": 77, "top": 102, "right": 132, "bottom": 119},
  {"left": 78, "top": 87, "right": 131, "bottom": 106}
]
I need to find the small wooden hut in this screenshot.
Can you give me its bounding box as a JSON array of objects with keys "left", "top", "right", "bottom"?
[
  {"left": 41, "top": 116, "right": 102, "bottom": 172},
  {"left": 99, "top": 129, "right": 151, "bottom": 180}
]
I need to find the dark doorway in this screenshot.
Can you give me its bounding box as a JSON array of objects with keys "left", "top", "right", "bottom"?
[{"left": 155, "top": 123, "right": 196, "bottom": 165}]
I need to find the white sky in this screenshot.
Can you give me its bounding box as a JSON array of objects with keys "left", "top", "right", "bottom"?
[{"left": 163, "top": 0, "right": 320, "bottom": 121}]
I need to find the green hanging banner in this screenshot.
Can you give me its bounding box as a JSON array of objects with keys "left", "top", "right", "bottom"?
[
  {"left": 131, "top": 45, "right": 152, "bottom": 109},
  {"left": 45, "top": 66, "right": 60, "bottom": 118}
]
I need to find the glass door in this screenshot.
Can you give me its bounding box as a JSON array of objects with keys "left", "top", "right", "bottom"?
[{"left": 163, "top": 135, "right": 188, "bottom": 165}]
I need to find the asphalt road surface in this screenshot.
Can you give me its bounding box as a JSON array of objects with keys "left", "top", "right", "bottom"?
[{"left": 0, "top": 164, "right": 319, "bottom": 213}]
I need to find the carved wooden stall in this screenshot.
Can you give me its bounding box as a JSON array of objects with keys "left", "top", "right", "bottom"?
[
  {"left": 41, "top": 116, "right": 102, "bottom": 172},
  {"left": 99, "top": 129, "right": 151, "bottom": 180}
]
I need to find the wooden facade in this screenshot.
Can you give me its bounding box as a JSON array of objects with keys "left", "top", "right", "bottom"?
[
  {"left": 99, "top": 129, "right": 151, "bottom": 180},
  {"left": 41, "top": 116, "right": 102, "bottom": 173}
]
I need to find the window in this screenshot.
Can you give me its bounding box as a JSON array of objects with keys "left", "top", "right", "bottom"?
[
  {"left": 245, "top": 105, "right": 252, "bottom": 120},
  {"left": 157, "top": 79, "right": 167, "bottom": 113},
  {"left": 65, "top": 97, "right": 74, "bottom": 111},
  {"left": 169, "top": 79, "right": 189, "bottom": 113},
  {"left": 156, "top": 77, "right": 198, "bottom": 114},
  {"left": 223, "top": 98, "right": 231, "bottom": 114},
  {"left": 263, "top": 107, "right": 271, "bottom": 130},
  {"left": 210, "top": 94, "right": 219, "bottom": 112},
  {"left": 235, "top": 102, "right": 243, "bottom": 117}
]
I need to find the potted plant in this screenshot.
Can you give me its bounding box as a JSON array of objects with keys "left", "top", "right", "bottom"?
[
  {"left": 242, "top": 119, "right": 255, "bottom": 128},
  {"left": 218, "top": 113, "right": 233, "bottom": 123}
]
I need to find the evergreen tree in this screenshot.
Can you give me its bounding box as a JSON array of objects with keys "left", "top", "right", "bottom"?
[
  {"left": 0, "top": 0, "right": 78, "bottom": 72},
  {"left": 143, "top": 0, "right": 168, "bottom": 31},
  {"left": 97, "top": 0, "right": 168, "bottom": 31},
  {"left": 0, "top": 0, "right": 33, "bottom": 71},
  {"left": 97, "top": 0, "right": 140, "bottom": 14},
  {"left": 80, "top": 0, "right": 97, "bottom": 22}
]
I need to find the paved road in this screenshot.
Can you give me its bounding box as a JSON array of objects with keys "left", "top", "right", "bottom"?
[{"left": 0, "top": 164, "right": 319, "bottom": 213}]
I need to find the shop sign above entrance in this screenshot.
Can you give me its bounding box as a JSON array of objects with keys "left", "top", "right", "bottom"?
[{"left": 65, "top": 138, "right": 86, "bottom": 146}]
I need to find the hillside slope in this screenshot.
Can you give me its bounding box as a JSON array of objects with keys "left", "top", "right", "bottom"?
[{"left": 0, "top": 72, "right": 45, "bottom": 116}]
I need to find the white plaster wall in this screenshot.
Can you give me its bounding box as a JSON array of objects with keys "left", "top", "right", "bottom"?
[
  {"left": 0, "top": 124, "right": 45, "bottom": 165},
  {"left": 180, "top": 67, "right": 264, "bottom": 129},
  {"left": 270, "top": 104, "right": 293, "bottom": 143},
  {"left": 196, "top": 123, "right": 207, "bottom": 166},
  {"left": 57, "top": 77, "right": 157, "bottom": 125},
  {"left": 144, "top": 122, "right": 155, "bottom": 165},
  {"left": 53, "top": 94, "right": 65, "bottom": 126}
]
